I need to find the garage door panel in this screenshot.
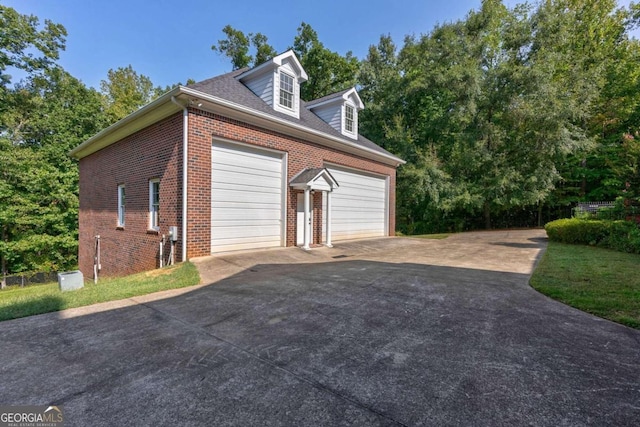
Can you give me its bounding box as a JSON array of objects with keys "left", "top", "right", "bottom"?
[
  {"left": 211, "top": 162, "right": 282, "bottom": 181},
  {"left": 211, "top": 207, "right": 282, "bottom": 221},
  {"left": 212, "top": 141, "right": 284, "bottom": 253},
  {"left": 212, "top": 188, "right": 282, "bottom": 203},
  {"left": 333, "top": 189, "right": 384, "bottom": 198},
  {"left": 325, "top": 166, "right": 388, "bottom": 241},
  {"left": 211, "top": 224, "right": 282, "bottom": 239},
  {"left": 213, "top": 142, "right": 282, "bottom": 161},
  {"left": 333, "top": 197, "right": 385, "bottom": 207},
  {"left": 211, "top": 236, "right": 282, "bottom": 252},
  {"left": 212, "top": 168, "right": 282, "bottom": 186},
  {"left": 212, "top": 168, "right": 282, "bottom": 183},
  {"left": 335, "top": 180, "right": 385, "bottom": 192},
  {"left": 211, "top": 238, "right": 281, "bottom": 252}
]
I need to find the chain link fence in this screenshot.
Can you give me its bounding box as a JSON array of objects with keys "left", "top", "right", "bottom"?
[
  {"left": 575, "top": 201, "right": 616, "bottom": 215},
  {"left": 573, "top": 200, "right": 640, "bottom": 224},
  {"left": 1, "top": 271, "right": 58, "bottom": 290}
]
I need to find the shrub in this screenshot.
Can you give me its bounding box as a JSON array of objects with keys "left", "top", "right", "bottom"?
[
  {"left": 545, "top": 218, "right": 608, "bottom": 245},
  {"left": 545, "top": 218, "right": 640, "bottom": 254}
]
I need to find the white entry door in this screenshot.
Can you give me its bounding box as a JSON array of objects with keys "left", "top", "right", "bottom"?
[
  {"left": 211, "top": 141, "right": 285, "bottom": 252},
  {"left": 296, "top": 193, "right": 313, "bottom": 245}
]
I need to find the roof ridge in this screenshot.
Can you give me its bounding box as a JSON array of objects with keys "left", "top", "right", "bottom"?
[
  {"left": 305, "top": 88, "right": 352, "bottom": 107},
  {"left": 187, "top": 68, "right": 248, "bottom": 89}
]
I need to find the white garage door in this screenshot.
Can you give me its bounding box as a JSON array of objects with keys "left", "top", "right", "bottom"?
[
  {"left": 324, "top": 165, "right": 388, "bottom": 241},
  {"left": 211, "top": 141, "right": 285, "bottom": 252}
]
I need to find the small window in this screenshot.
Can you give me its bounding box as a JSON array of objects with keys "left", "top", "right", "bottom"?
[
  {"left": 117, "top": 184, "right": 126, "bottom": 227},
  {"left": 345, "top": 104, "right": 355, "bottom": 133},
  {"left": 149, "top": 179, "right": 160, "bottom": 230},
  {"left": 279, "top": 72, "right": 294, "bottom": 109}
]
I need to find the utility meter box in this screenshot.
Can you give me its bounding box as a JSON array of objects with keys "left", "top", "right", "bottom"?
[
  {"left": 169, "top": 226, "right": 178, "bottom": 242},
  {"left": 58, "top": 270, "right": 84, "bottom": 292}
]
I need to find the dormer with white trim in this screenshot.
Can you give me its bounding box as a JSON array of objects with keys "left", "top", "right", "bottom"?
[
  {"left": 306, "top": 88, "right": 364, "bottom": 140},
  {"left": 237, "top": 50, "right": 308, "bottom": 119}
]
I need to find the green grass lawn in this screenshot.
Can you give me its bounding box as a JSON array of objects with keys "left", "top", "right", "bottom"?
[
  {"left": 0, "top": 262, "right": 200, "bottom": 322},
  {"left": 410, "top": 233, "right": 450, "bottom": 239},
  {"left": 530, "top": 242, "right": 640, "bottom": 329}
]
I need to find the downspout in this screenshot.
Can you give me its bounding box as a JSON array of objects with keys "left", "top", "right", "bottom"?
[{"left": 171, "top": 96, "right": 188, "bottom": 262}]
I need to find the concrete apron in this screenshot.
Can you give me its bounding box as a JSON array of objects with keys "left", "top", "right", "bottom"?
[{"left": 192, "top": 229, "right": 548, "bottom": 286}]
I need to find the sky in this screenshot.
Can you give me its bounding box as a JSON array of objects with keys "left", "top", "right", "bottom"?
[{"left": 4, "top": 0, "right": 638, "bottom": 90}]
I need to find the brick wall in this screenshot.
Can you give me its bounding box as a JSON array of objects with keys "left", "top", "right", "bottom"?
[
  {"left": 187, "top": 108, "right": 397, "bottom": 256},
  {"left": 78, "top": 113, "right": 183, "bottom": 278},
  {"left": 78, "top": 108, "right": 397, "bottom": 277}
]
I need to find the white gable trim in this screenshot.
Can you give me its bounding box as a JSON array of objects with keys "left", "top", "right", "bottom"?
[
  {"left": 344, "top": 88, "right": 364, "bottom": 110},
  {"left": 306, "top": 87, "right": 364, "bottom": 111},
  {"left": 307, "top": 87, "right": 363, "bottom": 139},
  {"left": 289, "top": 168, "right": 339, "bottom": 191},
  {"left": 237, "top": 50, "right": 308, "bottom": 83},
  {"left": 238, "top": 50, "right": 306, "bottom": 119}
]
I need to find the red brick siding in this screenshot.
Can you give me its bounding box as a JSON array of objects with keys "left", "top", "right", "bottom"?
[
  {"left": 78, "top": 108, "right": 397, "bottom": 277},
  {"left": 78, "top": 113, "right": 183, "bottom": 278},
  {"left": 185, "top": 111, "right": 212, "bottom": 259},
  {"left": 188, "top": 109, "right": 396, "bottom": 257},
  {"left": 313, "top": 192, "right": 323, "bottom": 244}
]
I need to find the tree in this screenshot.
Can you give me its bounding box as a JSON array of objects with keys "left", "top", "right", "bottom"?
[
  {"left": 0, "top": 5, "right": 66, "bottom": 88},
  {"left": 251, "top": 33, "right": 278, "bottom": 66},
  {"left": 291, "top": 22, "right": 360, "bottom": 100},
  {"left": 211, "top": 22, "right": 359, "bottom": 100},
  {"left": 211, "top": 25, "right": 276, "bottom": 70},
  {"left": 0, "top": 6, "right": 107, "bottom": 279},
  {"left": 0, "top": 67, "right": 106, "bottom": 277},
  {"left": 0, "top": 137, "right": 79, "bottom": 274},
  {"left": 100, "top": 65, "right": 163, "bottom": 124},
  {"left": 360, "top": 0, "right": 613, "bottom": 231},
  {"left": 211, "top": 25, "right": 252, "bottom": 69}
]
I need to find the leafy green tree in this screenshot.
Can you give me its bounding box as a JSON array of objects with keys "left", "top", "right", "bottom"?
[
  {"left": 575, "top": 2, "right": 640, "bottom": 202},
  {"left": 1, "top": 67, "right": 106, "bottom": 277},
  {"left": 0, "top": 138, "right": 78, "bottom": 274},
  {"left": 100, "top": 65, "right": 163, "bottom": 124},
  {"left": 0, "top": 6, "right": 107, "bottom": 279},
  {"left": 0, "top": 5, "right": 66, "bottom": 88},
  {"left": 291, "top": 22, "right": 360, "bottom": 100},
  {"left": 251, "top": 33, "right": 278, "bottom": 66},
  {"left": 360, "top": 0, "right": 612, "bottom": 231},
  {"left": 211, "top": 25, "right": 276, "bottom": 70},
  {"left": 211, "top": 22, "right": 359, "bottom": 100},
  {"left": 211, "top": 25, "right": 252, "bottom": 69}
]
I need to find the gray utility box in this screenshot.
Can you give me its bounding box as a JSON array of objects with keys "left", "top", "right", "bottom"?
[{"left": 58, "top": 271, "right": 84, "bottom": 291}]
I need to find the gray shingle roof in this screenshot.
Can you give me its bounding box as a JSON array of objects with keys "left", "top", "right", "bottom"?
[
  {"left": 187, "top": 70, "right": 396, "bottom": 160},
  {"left": 305, "top": 88, "right": 351, "bottom": 108},
  {"left": 289, "top": 168, "right": 327, "bottom": 186}
]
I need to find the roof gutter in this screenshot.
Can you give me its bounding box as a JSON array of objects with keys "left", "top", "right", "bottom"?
[
  {"left": 70, "top": 86, "right": 404, "bottom": 166},
  {"left": 170, "top": 96, "right": 188, "bottom": 263},
  {"left": 69, "top": 86, "right": 183, "bottom": 158}
]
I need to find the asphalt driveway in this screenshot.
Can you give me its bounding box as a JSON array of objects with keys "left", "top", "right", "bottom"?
[{"left": 1, "top": 230, "right": 639, "bottom": 426}]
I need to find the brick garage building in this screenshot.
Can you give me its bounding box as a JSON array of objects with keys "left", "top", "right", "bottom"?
[{"left": 71, "top": 51, "right": 404, "bottom": 278}]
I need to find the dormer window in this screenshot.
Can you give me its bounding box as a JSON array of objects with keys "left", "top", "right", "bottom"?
[
  {"left": 344, "top": 104, "right": 355, "bottom": 134},
  {"left": 279, "top": 72, "right": 294, "bottom": 110},
  {"left": 237, "top": 50, "right": 308, "bottom": 119},
  {"left": 306, "top": 87, "right": 364, "bottom": 140}
]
